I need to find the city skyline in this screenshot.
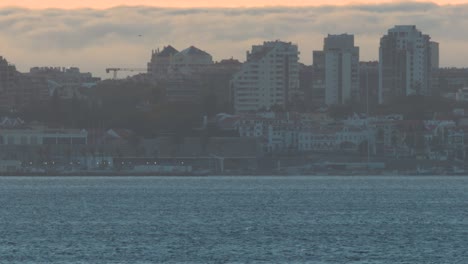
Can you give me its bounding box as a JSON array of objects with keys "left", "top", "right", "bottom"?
[{"left": 0, "top": 2, "right": 467, "bottom": 78}]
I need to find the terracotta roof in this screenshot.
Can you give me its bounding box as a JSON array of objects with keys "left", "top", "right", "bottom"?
[
  {"left": 178, "top": 46, "right": 211, "bottom": 56},
  {"left": 157, "top": 45, "right": 179, "bottom": 57}
]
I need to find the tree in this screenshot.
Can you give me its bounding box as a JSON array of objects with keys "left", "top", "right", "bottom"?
[
  {"left": 203, "top": 92, "right": 217, "bottom": 118},
  {"left": 328, "top": 104, "right": 353, "bottom": 120},
  {"left": 270, "top": 104, "right": 285, "bottom": 113},
  {"left": 359, "top": 140, "right": 369, "bottom": 156}
]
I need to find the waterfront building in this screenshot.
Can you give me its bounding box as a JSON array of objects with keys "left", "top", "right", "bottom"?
[
  {"left": 298, "top": 125, "right": 372, "bottom": 154},
  {"left": 0, "top": 117, "right": 25, "bottom": 129},
  {"left": 236, "top": 112, "right": 302, "bottom": 153},
  {"left": 298, "top": 127, "right": 339, "bottom": 152},
  {"left": 379, "top": 25, "right": 433, "bottom": 103},
  {"left": 231, "top": 41, "right": 300, "bottom": 113},
  {"left": 0, "top": 128, "right": 88, "bottom": 145}
]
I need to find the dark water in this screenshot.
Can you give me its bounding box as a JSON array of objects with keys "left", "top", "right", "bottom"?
[{"left": 1, "top": 176, "right": 468, "bottom": 263}]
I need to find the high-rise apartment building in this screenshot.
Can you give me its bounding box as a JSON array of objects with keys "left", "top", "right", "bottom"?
[
  {"left": 0, "top": 56, "right": 19, "bottom": 109},
  {"left": 318, "top": 34, "right": 360, "bottom": 105},
  {"left": 378, "top": 25, "right": 433, "bottom": 103},
  {"left": 0, "top": 56, "right": 49, "bottom": 110},
  {"left": 430, "top": 41, "right": 439, "bottom": 70},
  {"left": 359, "top": 61, "right": 379, "bottom": 107},
  {"left": 430, "top": 41, "right": 440, "bottom": 95},
  {"left": 231, "top": 41, "right": 300, "bottom": 113},
  {"left": 0, "top": 56, "right": 17, "bottom": 91},
  {"left": 311, "top": 51, "right": 326, "bottom": 107}
]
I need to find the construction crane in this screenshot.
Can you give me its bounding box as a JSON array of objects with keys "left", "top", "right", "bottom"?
[{"left": 105, "top": 68, "right": 147, "bottom": 79}]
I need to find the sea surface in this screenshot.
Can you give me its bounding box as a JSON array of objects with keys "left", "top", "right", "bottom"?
[{"left": 1, "top": 176, "right": 468, "bottom": 263}]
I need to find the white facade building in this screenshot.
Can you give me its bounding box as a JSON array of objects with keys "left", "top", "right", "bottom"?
[
  {"left": 231, "top": 41, "right": 300, "bottom": 113},
  {"left": 298, "top": 126, "right": 372, "bottom": 153},
  {"left": 0, "top": 129, "right": 88, "bottom": 145},
  {"left": 379, "top": 25, "right": 433, "bottom": 103},
  {"left": 322, "top": 34, "right": 360, "bottom": 105},
  {"left": 236, "top": 112, "right": 301, "bottom": 153},
  {"left": 298, "top": 128, "right": 338, "bottom": 152}
]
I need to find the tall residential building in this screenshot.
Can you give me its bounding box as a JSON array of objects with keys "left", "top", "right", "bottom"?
[
  {"left": 378, "top": 25, "right": 433, "bottom": 104},
  {"left": 430, "top": 41, "right": 439, "bottom": 70},
  {"left": 299, "top": 63, "right": 314, "bottom": 111},
  {"left": 0, "top": 56, "right": 19, "bottom": 109},
  {"left": 0, "top": 56, "right": 49, "bottom": 110},
  {"left": 430, "top": 41, "right": 440, "bottom": 94},
  {"left": 311, "top": 51, "right": 326, "bottom": 107},
  {"left": 317, "top": 34, "right": 360, "bottom": 105},
  {"left": 359, "top": 61, "right": 379, "bottom": 107},
  {"left": 231, "top": 41, "right": 300, "bottom": 113}
]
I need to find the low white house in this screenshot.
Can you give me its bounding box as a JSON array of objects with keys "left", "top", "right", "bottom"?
[
  {"left": 0, "top": 128, "right": 87, "bottom": 145},
  {"left": 456, "top": 87, "right": 468, "bottom": 102},
  {"left": 0, "top": 160, "right": 22, "bottom": 173},
  {"left": 298, "top": 129, "right": 338, "bottom": 152},
  {"left": 299, "top": 126, "right": 373, "bottom": 153}
]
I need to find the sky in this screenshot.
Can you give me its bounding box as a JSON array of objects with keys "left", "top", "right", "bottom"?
[
  {"left": 0, "top": 1, "right": 467, "bottom": 78},
  {"left": 1, "top": 0, "right": 468, "bottom": 8}
]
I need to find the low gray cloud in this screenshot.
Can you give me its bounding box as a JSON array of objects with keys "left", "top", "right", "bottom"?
[{"left": 0, "top": 3, "right": 467, "bottom": 78}]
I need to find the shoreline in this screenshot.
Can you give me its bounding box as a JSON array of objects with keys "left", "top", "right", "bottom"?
[{"left": 1, "top": 171, "right": 467, "bottom": 177}]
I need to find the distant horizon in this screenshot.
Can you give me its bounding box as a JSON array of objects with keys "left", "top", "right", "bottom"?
[{"left": 1, "top": 2, "right": 467, "bottom": 78}]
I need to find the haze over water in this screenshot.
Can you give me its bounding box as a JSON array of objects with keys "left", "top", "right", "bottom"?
[{"left": 1, "top": 176, "right": 467, "bottom": 263}]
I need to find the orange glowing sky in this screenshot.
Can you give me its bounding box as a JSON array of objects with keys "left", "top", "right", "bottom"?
[{"left": 1, "top": 0, "right": 467, "bottom": 9}]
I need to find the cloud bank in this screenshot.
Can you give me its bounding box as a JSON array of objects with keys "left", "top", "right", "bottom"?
[
  {"left": 0, "top": 3, "right": 466, "bottom": 78},
  {"left": 2, "top": 0, "right": 467, "bottom": 9}
]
